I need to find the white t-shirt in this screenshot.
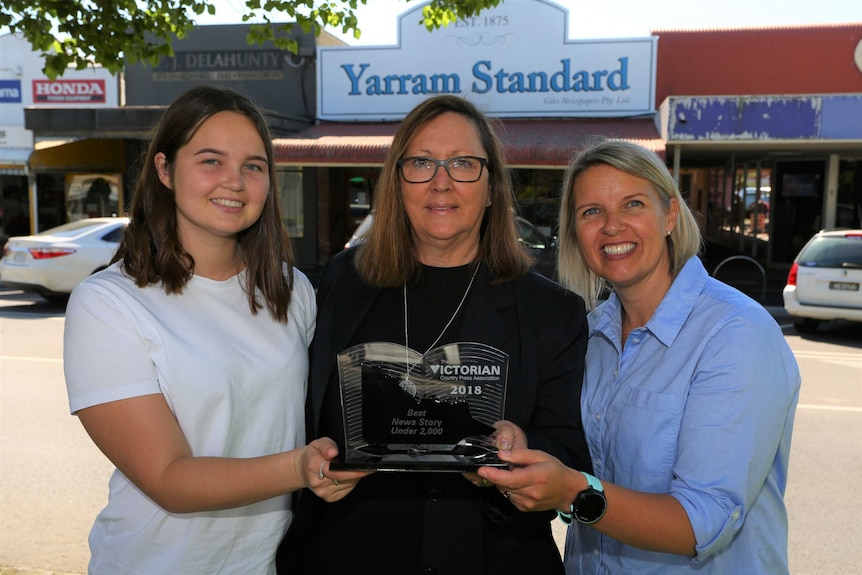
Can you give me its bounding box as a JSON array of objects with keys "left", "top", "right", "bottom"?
[{"left": 64, "top": 262, "right": 316, "bottom": 575}]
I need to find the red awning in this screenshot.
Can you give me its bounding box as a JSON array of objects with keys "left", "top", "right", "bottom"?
[{"left": 273, "top": 117, "right": 664, "bottom": 167}]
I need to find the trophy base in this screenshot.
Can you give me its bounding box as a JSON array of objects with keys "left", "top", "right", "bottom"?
[{"left": 330, "top": 440, "right": 509, "bottom": 472}]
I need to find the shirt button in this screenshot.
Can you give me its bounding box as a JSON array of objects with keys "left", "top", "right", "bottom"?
[
  {"left": 594, "top": 413, "right": 601, "bottom": 421},
  {"left": 613, "top": 370, "right": 618, "bottom": 377},
  {"left": 593, "top": 549, "right": 600, "bottom": 555},
  {"left": 428, "top": 488, "right": 442, "bottom": 502},
  {"left": 732, "top": 510, "right": 740, "bottom": 520}
]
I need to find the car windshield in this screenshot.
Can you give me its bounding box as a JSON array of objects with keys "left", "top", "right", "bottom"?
[
  {"left": 516, "top": 218, "right": 548, "bottom": 249},
  {"left": 36, "top": 220, "right": 109, "bottom": 238},
  {"left": 798, "top": 236, "right": 862, "bottom": 267}
]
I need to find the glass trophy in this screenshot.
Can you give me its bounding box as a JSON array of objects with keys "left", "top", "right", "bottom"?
[{"left": 329, "top": 341, "right": 509, "bottom": 472}]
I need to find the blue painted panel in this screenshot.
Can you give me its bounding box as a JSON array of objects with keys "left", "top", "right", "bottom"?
[
  {"left": 0, "top": 80, "right": 22, "bottom": 103},
  {"left": 820, "top": 95, "right": 862, "bottom": 139},
  {"left": 738, "top": 99, "right": 819, "bottom": 139},
  {"left": 670, "top": 97, "right": 820, "bottom": 140}
]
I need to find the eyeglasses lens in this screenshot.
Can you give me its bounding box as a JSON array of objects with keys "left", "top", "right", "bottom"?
[{"left": 400, "top": 157, "right": 486, "bottom": 183}]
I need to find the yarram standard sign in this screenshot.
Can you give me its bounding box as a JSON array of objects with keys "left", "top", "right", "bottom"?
[{"left": 317, "top": 0, "right": 657, "bottom": 120}]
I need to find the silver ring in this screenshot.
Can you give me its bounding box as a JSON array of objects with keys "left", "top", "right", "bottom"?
[
  {"left": 503, "top": 490, "right": 512, "bottom": 499},
  {"left": 333, "top": 479, "right": 341, "bottom": 486},
  {"left": 318, "top": 460, "right": 327, "bottom": 480}
]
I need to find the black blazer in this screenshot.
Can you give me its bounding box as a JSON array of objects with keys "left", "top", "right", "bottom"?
[{"left": 278, "top": 249, "right": 590, "bottom": 575}]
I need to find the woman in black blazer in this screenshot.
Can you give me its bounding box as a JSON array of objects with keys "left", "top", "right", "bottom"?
[{"left": 277, "top": 95, "right": 590, "bottom": 575}]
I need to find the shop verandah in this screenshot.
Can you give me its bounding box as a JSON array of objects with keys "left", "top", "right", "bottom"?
[{"left": 680, "top": 154, "right": 862, "bottom": 307}]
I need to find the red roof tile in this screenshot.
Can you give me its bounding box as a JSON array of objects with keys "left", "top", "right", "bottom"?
[{"left": 653, "top": 23, "right": 862, "bottom": 106}]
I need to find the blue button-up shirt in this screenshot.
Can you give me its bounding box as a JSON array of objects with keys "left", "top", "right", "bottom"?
[{"left": 565, "top": 257, "right": 801, "bottom": 574}]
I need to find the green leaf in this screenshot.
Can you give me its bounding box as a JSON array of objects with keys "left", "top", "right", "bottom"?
[{"left": 3, "top": 0, "right": 502, "bottom": 76}]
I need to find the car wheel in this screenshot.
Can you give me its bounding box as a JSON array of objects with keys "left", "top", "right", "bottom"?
[{"left": 793, "top": 318, "right": 820, "bottom": 334}]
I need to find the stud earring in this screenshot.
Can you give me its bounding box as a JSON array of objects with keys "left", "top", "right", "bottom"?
[{"left": 666, "top": 230, "right": 672, "bottom": 236}]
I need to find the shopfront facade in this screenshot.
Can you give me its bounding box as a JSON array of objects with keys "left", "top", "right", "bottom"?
[
  {"left": 655, "top": 25, "right": 862, "bottom": 267},
  {"left": 278, "top": 0, "right": 664, "bottom": 269},
  {"left": 1, "top": 32, "right": 120, "bottom": 244},
  {"left": 19, "top": 24, "right": 341, "bottom": 273},
  {"left": 14, "top": 2, "right": 862, "bottom": 280},
  {"left": 274, "top": 1, "right": 862, "bottom": 276}
]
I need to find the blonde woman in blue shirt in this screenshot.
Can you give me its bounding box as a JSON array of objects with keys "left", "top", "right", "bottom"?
[{"left": 479, "top": 140, "right": 800, "bottom": 574}]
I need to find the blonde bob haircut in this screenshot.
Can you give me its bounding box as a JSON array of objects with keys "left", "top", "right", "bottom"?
[
  {"left": 355, "top": 95, "right": 532, "bottom": 287},
  {"left": 558, "top": 139, "right": 702, "bottom": 310}
]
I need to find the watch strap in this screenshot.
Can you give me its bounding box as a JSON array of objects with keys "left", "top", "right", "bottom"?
[
  {"left": 582, "top": 471, "right": 604, "bottom": 493},
  {"left": 557, "top": 472, "right": 603, "bottom": 524}
]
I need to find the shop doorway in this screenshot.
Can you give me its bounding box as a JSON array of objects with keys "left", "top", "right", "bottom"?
[{"left": 771, "top": 160, "right": 825, "bottom": 264}]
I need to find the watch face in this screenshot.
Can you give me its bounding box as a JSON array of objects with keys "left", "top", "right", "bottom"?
[{"left": 574, "top": 489, "right": 607, "bottom": 524}]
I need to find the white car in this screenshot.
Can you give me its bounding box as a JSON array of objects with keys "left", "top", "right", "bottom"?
[
  {"left": 0, "top": 217, "right": 128, "bottom": 302},
  {"left": 782, "top": 229, "right": 862, "bottom": 333}
]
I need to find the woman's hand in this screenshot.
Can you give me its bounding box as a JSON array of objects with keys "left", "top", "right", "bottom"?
[
  {"left": 459, "top": 421, "right": 529, "bottom": 488},
  {"left": 298, "top": 438, "right": 373, "bottom": 503},
  {"left": 462, "top": 470, "right": 495, "bottom": 488},
  {"left": 477, "top": 446, "right": 583, "bottom": 513},
  {"left": 491, "top": 420, "right": 528, "bottom": 451}
]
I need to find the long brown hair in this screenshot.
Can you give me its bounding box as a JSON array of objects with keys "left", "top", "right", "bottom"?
[
  {"left": 355, "top": 95, "right": 531, "bottom": 286},
  {"left": 112, "top": 85, "right": 295, "bottom": 321}
]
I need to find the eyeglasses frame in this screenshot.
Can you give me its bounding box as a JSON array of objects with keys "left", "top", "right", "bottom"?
[{"left": 397, "top": 156, "right": 489, "bottom": 183}]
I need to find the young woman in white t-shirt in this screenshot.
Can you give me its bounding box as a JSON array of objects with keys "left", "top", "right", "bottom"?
[{"left": 64, "top": 86, "right": 367, "bottom": 575}]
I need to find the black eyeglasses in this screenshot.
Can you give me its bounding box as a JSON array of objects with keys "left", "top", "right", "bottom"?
[{"left": 397, "top": 156, "right": 488, "bottom": 183}]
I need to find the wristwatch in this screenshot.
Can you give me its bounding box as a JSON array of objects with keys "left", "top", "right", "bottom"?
[{"left": 557, "top": 471, "right": 607, "bottom": 525}]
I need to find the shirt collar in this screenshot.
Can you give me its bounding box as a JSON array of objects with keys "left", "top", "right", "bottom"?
[{"left": 589, "top": 257, "right": 708, "bottom": 348}]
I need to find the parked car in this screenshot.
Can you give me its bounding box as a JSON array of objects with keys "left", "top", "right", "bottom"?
[
  {"left": 344, "top": 213, "right": 557, "bottom": 279},
  {"left": 344, "top": 212, "right": 375, "bottom": 250},
  {"left": 0, "top": 217, "right": 128, "bottom": 302},
  {"left": 782, "top": 229, "right": 862, "bottom": 333},
  {"left": 514, "top": 215, "right": 557, "bottom": 279}
]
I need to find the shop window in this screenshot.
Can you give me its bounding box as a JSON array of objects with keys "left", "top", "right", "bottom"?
[
  {"left": 706, "top": 168, "right": 727, "bottom": 237},
  {"left": 66, "top": 173, "right": 121, "bottom": 221},
  {"left": 733, "top": 167, "right": 771, "bottom": 239},
  {"left": 277, "top": 168, "right": 303, "bottom": 238},
  {"left": 511, "top": 168, "right": 564, "bottom": 237}
]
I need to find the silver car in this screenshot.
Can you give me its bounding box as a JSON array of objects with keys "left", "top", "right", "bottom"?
[{"left": 782, "top": 229, "right": 862, "bottom": 333}]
